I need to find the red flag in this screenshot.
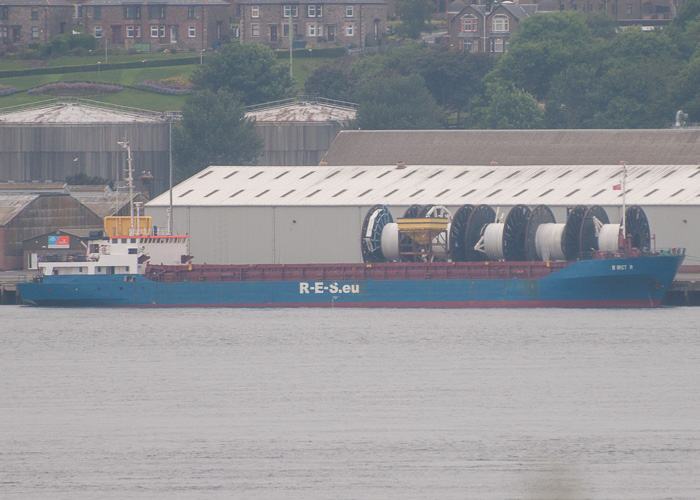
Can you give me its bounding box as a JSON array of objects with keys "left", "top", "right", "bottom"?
[{"left": 613, "top": 183, "right": 622, "bottom": 190}]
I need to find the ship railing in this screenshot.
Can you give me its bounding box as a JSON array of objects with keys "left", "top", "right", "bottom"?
[{"left": 580, "top": 247, "right": 686, "bottom": 260}]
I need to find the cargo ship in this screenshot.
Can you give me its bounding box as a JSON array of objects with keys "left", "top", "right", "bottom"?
[{"left": 18, "top": 202, "right": 685, "bottom": 308}]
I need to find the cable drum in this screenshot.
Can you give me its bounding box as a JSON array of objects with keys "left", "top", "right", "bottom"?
[
  {"left": 598, "top": 224, "right": 621, "bottom": 252},
  {"left": 535, "top": 224, "right": 566, "bottom": 261},
  {"left": 380, "top": 222, "right": 400, "bottom": 261},
  {"left": 483, "top": 223, "right": 505, "bottom": 260}
]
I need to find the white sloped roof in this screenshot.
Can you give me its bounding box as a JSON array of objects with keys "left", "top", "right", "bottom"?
[{"left": 146, "top": 164, "right": 700, "bottom": 208}]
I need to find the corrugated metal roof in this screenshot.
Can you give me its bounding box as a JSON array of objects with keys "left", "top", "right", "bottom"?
[
  {"left": 146, "top": 164, "right": 700, "bottom": 208},
  {"left": 322, "top": 130, "right": 700, "bottom": 166},
  {"left": 0, "top": 194, "right": 40, "bottom": 226}
]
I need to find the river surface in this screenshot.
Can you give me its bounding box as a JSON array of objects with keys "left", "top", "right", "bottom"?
[{"left": 2, "top": 306, "right": 699, "bottom": 499}]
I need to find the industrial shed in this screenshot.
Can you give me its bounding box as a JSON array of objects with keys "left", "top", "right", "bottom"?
[
  {"left": 0, "top": 193, "right": 103, "bottom": 270},
  {"left": 322, "top": 130, "right": 700, "bottom": 166},
  {"left": 145, "top": 163, "right": 700, "bottom": 266}
]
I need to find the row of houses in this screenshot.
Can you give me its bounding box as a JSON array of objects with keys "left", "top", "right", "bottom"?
[{"left": 0, "top": 0, "right": 680, "bottom": 55}]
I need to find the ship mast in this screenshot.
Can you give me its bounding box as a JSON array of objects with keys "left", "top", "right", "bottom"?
[
  {"left": 118, "top": 140, "right": 135, "bottom": 235},
  {"left": 621, "top": 161, "right": 627, "bottom": 241}
]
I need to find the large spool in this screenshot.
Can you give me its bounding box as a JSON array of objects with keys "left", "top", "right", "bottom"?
[
  {"left": 562, "top": 205, "right": 587, "bottom": 261},
  {"left": 598, "top": 205, "right": 651, "bottom": 253},
  {"left": 464, "top": 204, "right": 496, "bottom": 261},
  {"left": 502, "top": 204, "right": 531, "bottom": 261},
  {"left": 525, "top": 204, "right": 557, "bottom": 261},
  {"left": 535, "top": 224, "right": 566, "bottom": 261},
  {"left": 448, "top": 204, "right": 474, "bottom": 262},
  {"left": 360, "top": 204, "right": 394, "bottom": 263},
  {"left": 580, "top": 205, "right": 610, "bottom": 255}
]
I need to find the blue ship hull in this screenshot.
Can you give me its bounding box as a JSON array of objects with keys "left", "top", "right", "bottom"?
[{"left": 18, "top": 254, "right": 684, "bottom": 308}]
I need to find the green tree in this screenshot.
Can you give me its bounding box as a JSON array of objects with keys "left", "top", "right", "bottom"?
[
  {"left": 304, "top": 64, "right": 354, "bottom": 101},
  {"left": 471, "top": 83, "right": 545, "bottom": 129},
  {"left": 354, "top": 73, "right": 443, "bottom": 129},
  {"left": 191, "top": 43, "right": 293, "bottom": 105},
  {"left": 395, "top": 0, "right": 434, "bottom": 40},
  {"left": 173, "top": 89, "right": 263, "bottom": 181}
]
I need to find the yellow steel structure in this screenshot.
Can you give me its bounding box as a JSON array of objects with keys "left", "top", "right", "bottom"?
[
  {"left": 104, "top": 216, "right": 153, "bottom": 237},
  {"left": 397, "top": 218, "right": 449, "bottom": 245}
]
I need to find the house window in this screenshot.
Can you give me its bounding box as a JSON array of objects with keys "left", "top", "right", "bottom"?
[
  {"left": 124, "top": 6, "right": 141, "bottom": 19},
  {"left": 188, "top": 6, "right": 196, "bottom": 18},
  {"left": 149, "top": 5, "right": 166, "bottom": 19},
  {"left": 31, "top": 8, "right": 39, "bottom": 20},
  {"left": 251, "top": 5, "right": 259, "bottom": 18},
  {"left": 626, "top": 3, "right": 632, "bottom": 14},
  {"left": 251, "top": 23, "right": 260, "bottom": 36},
  {"left": 283, "top": 5, "right": 299, "bottom": 17},
  {"left": 492, "top": 38, "right": 504, "bottom": 53},
  {"left": 188, "top": 26, "right": 196, "bottom": 37},
  {"left": 1, "top": 6, "right": 8, "bottom": 20},
  {"left": 492, "top": 14, "right": 508, "bottom": 31},
  {"left": 308, "top": 5, "right": 322, "bottom": 17},
  {"left": 461, "top": 14, "right": 476, "bottom": 32},
  {"left": 346, "top": 5, "right": 354, "bottom": 17},
  {"left": 75, "top": 6, "right": 83, "bottom": 18},
  {"left": 0, "top": 26, "right": 7, "bottom": 38},
  {"left": 126, "top": 25, "right": 141, "bottom": 37},
  {"left": 345, "top": 23, "right": 354, "bottom": 36},
  {"left": 94, "top": 6, "right": 102, "bottom": 20},
  {"left": 307, "top": 23, "right": 322, "bottom": 36},
  {"left": 283, "top": 23, "right": 298, "bottom": 36},
  {"left": 151, "top": 25, "right": 166, "bottom": 37},
  {"left": 94, "top": 25, "right": 103, "bottom": 38},
  {"left": 31, "top": 26, "right": 40, "bottom": 38}
]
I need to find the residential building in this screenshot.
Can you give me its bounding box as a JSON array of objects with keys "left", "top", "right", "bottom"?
[
  {"left": 0, "top": 0, "right": 73, "bottom": 48},
  {"left": 237, "top": 0, "right": 387, "bottom": 49}
]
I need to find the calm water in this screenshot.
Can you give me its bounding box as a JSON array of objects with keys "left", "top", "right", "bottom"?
[{"left": 2, "top": 306, "right": 699, "bottom": 499}]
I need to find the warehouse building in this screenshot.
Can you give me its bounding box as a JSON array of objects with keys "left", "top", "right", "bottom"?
[{"left": 145, "top": 163, "right": 700, "bottom": 266}]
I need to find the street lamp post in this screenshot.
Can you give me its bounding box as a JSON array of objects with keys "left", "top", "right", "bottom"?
[
  {"left": 97, "top": 61, "right": 100, "bottom": 102},
  {"left": 167, "top": 114, "right": 174, "bottom": 235}
]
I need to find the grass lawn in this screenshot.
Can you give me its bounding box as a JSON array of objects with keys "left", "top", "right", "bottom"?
[{"left": 0, "top": 53, "right": 338, "bottom": 111}]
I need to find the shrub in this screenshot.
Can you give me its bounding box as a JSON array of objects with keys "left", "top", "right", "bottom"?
[
  {"left": 0, "top": 86, "right": 19, "bottom": 96},
  {"left": 28, "top": 82, "right": 124, "bottom": 95}
]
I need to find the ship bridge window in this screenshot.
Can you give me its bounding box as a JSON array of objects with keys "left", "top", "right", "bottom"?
[
  {"left": 130, "top": 238, "right": 136, "bottom": 243},
  {"left": 644, "top": 188, "right": 659, "bottom": 197},
  {"left": 198, "top": 170, "right": 213, "bottom": 178},
  {"left": 462, "top": 188, "right": 476, "bottom": 197},
  {"left": 376, "top": 171, "right": 390, "bottom": 178},
  {"left": 128, "top": 248, "right": 137, "bottom": 254},
  {"left": 229, "top": 189, "right": 244, "bottom": 198},
  {"left": 583, "top": 169, "right": 599, "bottom": 178},
  {"left": 204, "top": 189, "right": 219, "bottom": 197},
  {"left": 454, "top": 169, "right": 469, "bottom": 179},
  {"left": 223, "top": 171, "right": 238, "bottom": 179},
  {"left": 275, "top": 170, "right": 289, "bottom": 179},
  {"left": 333, "top": 189, "right": 347, "bottom": 197},
  {"left": 429, "top": 169, "right": 444, "bottom": 178},
  {"left": 179, "top": 189, "right": 193, "bottom": 198},
  {"left": 301, "top": 171, "right": 315, "bottom": 179}
]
